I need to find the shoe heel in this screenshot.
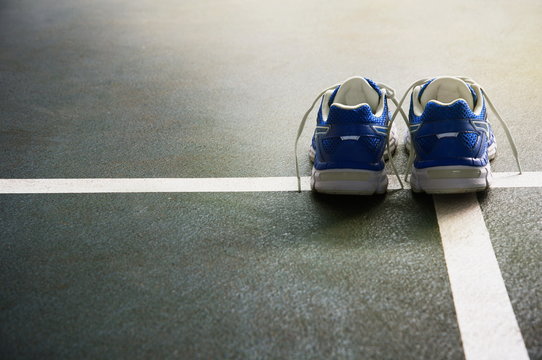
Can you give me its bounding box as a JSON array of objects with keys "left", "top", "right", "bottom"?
[
  {"left": 311, "top": 168, "right": 388, "bottom": 195},
  {"left": 410, "top": 165, "right": 492, "bottom": 194}
]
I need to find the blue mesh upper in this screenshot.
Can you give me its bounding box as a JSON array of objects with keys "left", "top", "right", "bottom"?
[
  {"left": 459, "top": 132, "right": 479, "bottom": 149},
  {"left": 321, "top": 137, "right": 341, "bottom": 154},
  {"left": 410, "top": 98, "right": 486, "bottom": 125},
  {"left": 362, "top": 136, "right": 382, "bottom": 150},
  {"left": 417, "top": 135, "right": 438, "bottom": 154}
]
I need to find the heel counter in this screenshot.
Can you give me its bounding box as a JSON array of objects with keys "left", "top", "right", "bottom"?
[
  {"left": 413, "top": 125, "right": 489, "bottom": 168},
  {"left": 411, "top": 99, "right": 490, "bottom": 168},
  {"left": 315, "top": 131, "right": 386, "bottom": 171}
]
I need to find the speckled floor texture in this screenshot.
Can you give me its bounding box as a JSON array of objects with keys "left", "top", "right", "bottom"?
[{"left": 1, "top": 0, "right": 541, "bottom": 359}]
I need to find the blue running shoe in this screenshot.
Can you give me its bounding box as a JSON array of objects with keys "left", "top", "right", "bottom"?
[
  {"left": 396, "top": 76, "right": 521, "bottom": 193},
  {"left": 294, "top": 76, "right": 400, "bottom": 195}
]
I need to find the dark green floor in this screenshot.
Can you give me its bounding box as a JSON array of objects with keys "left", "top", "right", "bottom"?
[
  {"left": 478, "top": 188, "right": 542, "bottom": 359},
  {"left": 1, "top": 192, "right": 464, "bottom": 359},
  {"left": 1, "top": 0, "right": 541, "bottom": 359}
]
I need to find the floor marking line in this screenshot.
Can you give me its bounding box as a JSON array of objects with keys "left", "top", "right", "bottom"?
[
  {"left": 0, "top": 171, "right": 540, "bottom": 194},
  {"left": 0, "top": 177, "right": 311, "bottom": 194},
  {"left": 434, "top": 194, "right": 529, "bottom": 360},
  {"left": 492, "top": 171, "right": 542, "bottom": 188}
]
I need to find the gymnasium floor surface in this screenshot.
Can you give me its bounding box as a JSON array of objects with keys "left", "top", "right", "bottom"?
[{"left": 1, "top": 0, "right": 541, "bottom": 359}]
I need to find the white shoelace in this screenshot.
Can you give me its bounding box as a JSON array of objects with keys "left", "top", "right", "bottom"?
[
  {"left": 294, "top": 81, "right": 407, "bottom": 192},
  {"left": 389, "top": 76, "right": 523, "bottom": 181}
]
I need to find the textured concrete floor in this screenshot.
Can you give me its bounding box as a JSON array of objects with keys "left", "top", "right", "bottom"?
[
  {"left": 1, "top": 192, "right": 464, "bottom": 359},
  {"left": 1, "top": 0, "right": 541, "bottom": 359}
]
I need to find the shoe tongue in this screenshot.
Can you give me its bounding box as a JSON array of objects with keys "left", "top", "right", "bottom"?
[
  {"left": 419, "top": 77, "right": 475, "bottom": 110},
  {"left": 329, "top": 77, "right": 380, "bottom": 112}
]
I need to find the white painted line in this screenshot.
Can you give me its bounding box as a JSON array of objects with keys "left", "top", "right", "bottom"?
[
  {"left": 492, "top": 171, "right": 542, "bottom": 188},
  {"left": 0, "top": 171, "right": 539, "bottom": 194},
  {"left": 0, "top": 177, "right": 312, "bottom": 194},
  {"left": 434, "top": 194, "right": 529, "bottom": 360}
]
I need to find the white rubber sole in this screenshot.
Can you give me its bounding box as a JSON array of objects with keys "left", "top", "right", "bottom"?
[
  {"left": 410, "top": 164, "right": 493, "bottom": 194},
  {"left": 311, "top": 168, "right": 388, "bottom": 195},
  {"left": 405, "top": 137, "right": 497, "bottom": 193},
  {"left": 308, "top": 139, "right": 394, "bottom": 195}
]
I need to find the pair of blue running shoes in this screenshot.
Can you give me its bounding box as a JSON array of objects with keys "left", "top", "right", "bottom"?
[{"left": 295, "top": 76, "right": 522, "bottom": 194}]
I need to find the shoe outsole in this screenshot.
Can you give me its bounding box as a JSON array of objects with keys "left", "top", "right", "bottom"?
[
  {"left": 406, "top": 141, "right": 497, "bottom": 194},
  {"left": 409, "top": 164, "right": 493, "bottom": 194},
  {"left": 311, "top": 168, "right": 388, "bottom": 195},
  {"left": 308, "top": 140, "right": 396, "bottom": 195}
]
